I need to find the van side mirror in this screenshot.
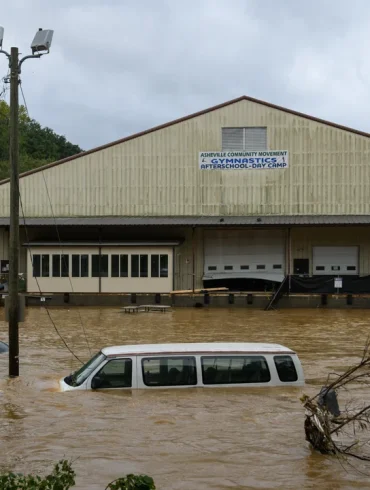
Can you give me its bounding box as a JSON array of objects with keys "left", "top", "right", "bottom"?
[{"left": 91, "top": 376, "right": 103, "bottom": 389}]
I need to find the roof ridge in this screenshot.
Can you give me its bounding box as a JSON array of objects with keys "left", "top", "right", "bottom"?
[{"left": 0, "top": 94, "right": 368, "bottom": 185}]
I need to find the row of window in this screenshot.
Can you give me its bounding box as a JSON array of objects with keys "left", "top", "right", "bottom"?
[
  {"left": 208, "top": 264, "right": 282, "bottom": 271},
  {"left": 91, "top": 355, "right": 298, "bottom": 389},
  {"left": 315, "top": 265, "right": 356, "bottom": 271},
  {"left": 32, "top": 253, "right": 169, "bottom": 278}
]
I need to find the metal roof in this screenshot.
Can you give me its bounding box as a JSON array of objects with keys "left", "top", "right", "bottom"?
[
  {"left": 1, "top": 215, "right": 370, "bottom": 227},
  {"left": 0, "top": 94, "right": 369, "bottom": 186},
  {"left": 22, "top": 240, "right": 181, "bottom": 247}
]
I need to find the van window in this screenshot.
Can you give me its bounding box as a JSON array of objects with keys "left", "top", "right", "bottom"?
[
  {"left": 92, "top": 358, "right": 132, "bottom": 388},
  {"left": 142, "top": 357, "right": 197, "bottom": 386},
  {"left": 274, "top": 355, "right": 298, "bottom": 382},
  {"left": 201, "top": 356, "right": 270, "bottom": 384}
]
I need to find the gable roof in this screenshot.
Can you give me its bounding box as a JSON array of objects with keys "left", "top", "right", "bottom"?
[{"left": 1, "top": 94, "right": 369, "bottom": 185}]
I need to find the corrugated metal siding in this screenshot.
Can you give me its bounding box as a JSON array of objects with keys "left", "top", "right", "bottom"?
[
  {"left": 0, "top": 99, "right": 369, "bottom": 217},
  {"left": 291, "top": 227, "right": 370, "bottom": 276}
]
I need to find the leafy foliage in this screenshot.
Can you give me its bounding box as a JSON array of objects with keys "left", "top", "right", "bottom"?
[
  {"left": 0, "top": 460, "right": 156, "bottom": 490},
  {"left": 106, "top": 474, "right": 156, "bottom": 490},
  {"left": 0, "top": 459, "right": 76, "bottom": 489},
  {"left": 0, "top": 100, "right": 82, "bottom": 180}
]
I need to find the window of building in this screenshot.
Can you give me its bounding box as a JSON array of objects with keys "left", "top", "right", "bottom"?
[
  {"left": 92, "top": 255, "right": 108, "bottom": 277},
  {"left": 274, "top": 355, "right": 298, "bottom": 382},
  {"left": 160, "top": 255, "right": 168, "bottom": 277},
  {"left": 111, "top": 255, "right": 128, "bottom": 277},
  {"left": 72, "top": 255, "right": 89, "bottom": 277},
  {"left": 316, "top": 266, "right": 325, "bottom": 271},
  {"left": 347, "top": 266, "right": 356, "bottom": 271},
  {"left": 224, "top": 265, "right": 233, "bottom": 271},
  {"left": 273, "top": 264, "right": 282, "bottom": 269},
  {"left": 32, "top": 254, "right": 50, "bottom": 278},
  {"left": 142, "top": 357, "right": 197, "bottom": 386},
  {"left": 222, "top": 127, "right": 267, "bottom": 151},
  {"left": 201, "top": 356, "right": 271, "bottom": 384},
  {"left": 32, "top": 254, "right": 41, "bottom": 277},
  {"left": 151, "top": 254, "right": 169, "bottom": 278},
  {"left": 131, "top": 254, "right": 149, "bottom": 278},
  {"left": 331, "top": 266, "right": 340, "bottom": 271},
  {"left": 52, "top": 255, "right": 69, "bottom": 277},
  {"left": 91, "top": 358, "right": 132, "bottom": 389},
  {"left": 208, "top": 266, "right": 217, "bottom": 271},
  {"left": 240, "top": 265, "right": 249, "bottom": 270},
  {"left": 256, "top": 265, "right": 265, "bottom": 270}
]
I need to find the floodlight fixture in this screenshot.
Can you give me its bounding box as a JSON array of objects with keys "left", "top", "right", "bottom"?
[
  {"left": 0, "top": 26, "right": 4, "bottom": 49},
  {"left": 30, "top": 28, "right": 53, "bottom": 54}
]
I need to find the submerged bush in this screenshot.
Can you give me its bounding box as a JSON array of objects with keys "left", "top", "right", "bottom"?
[{"left": 0, "top": 460, "right": 155, "bottom": 489}]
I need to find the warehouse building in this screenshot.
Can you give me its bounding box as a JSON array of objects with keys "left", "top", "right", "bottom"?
[{"left": 0, "top": 95, "right": 369, "bottom": 297}]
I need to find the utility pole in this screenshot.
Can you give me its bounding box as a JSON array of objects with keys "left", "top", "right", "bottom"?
[
  {"left": 8, "top": 46, "right": 20, "bottom": 376},
  {"left": 0, "top": 27, "right": 54, "bottom": 377}
]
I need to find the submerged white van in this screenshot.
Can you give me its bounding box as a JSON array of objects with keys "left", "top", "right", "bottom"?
[{"left": 59, "top": 342, "right": 304, "bottom": 392}]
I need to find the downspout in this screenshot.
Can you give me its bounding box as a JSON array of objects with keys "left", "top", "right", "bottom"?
[
  {"left": 288, "top": 227, "right": 291, "bottom": 293},
  {"left": 98, "top": 226, "right": 102, "bottom": 294},
  {"left": 192, "top": 226, "right": 195, "bottom": 293}
]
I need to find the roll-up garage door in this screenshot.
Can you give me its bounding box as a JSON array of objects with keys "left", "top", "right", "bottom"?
[
  {"left": 312, "top": 246, "right": 358, "bottom": 275},
  {"left": 203, "top": 230, "right": 285, "bottom": 282}
]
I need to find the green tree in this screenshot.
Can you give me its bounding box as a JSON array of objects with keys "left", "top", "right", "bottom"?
[{"left": 0, "top": 100, "right": 82, "bottom": 180}]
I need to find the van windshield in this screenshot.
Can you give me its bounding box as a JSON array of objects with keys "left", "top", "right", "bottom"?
[{"left": 70, "top": 351, "right": 106, "bottom": 386}]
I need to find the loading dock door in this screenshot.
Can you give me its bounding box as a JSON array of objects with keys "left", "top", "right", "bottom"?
[
  {"left": 203, "top": 229, "right": 285, "bottom": 282},
  {"left": 312, "top": 246, "right": 358, "bottom": 275}
]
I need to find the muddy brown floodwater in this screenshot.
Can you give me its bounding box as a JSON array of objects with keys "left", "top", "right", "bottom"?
[{"left": 1, "top": 307, "right": 370, "bottom": 489}]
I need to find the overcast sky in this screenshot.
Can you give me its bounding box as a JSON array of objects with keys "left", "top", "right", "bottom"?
[{"left": 1, "top": 0, "right": 369, "bottom": 151}]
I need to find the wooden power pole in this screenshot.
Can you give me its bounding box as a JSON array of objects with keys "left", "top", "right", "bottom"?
[{"left": 8, "top": 46, "right": 20, "bottom": 377}]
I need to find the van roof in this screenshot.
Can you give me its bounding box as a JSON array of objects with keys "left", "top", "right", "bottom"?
[{"left": 101, "top": 342, "right": 295, "bottom": 357}]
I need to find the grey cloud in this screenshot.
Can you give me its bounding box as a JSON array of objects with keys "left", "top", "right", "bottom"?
[{"left": 0, "top": 0, "right": 370, "bottom": 151}]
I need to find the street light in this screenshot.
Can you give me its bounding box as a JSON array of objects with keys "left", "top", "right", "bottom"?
[{"left": 0, "top": 27, "right": 54, "bottom": 377}]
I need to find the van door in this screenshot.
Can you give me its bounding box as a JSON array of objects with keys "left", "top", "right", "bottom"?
[{"left": 89, "top": 357, "right": 135, "bottom": 389}]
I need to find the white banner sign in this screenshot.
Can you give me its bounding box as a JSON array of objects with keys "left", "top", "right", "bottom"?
[{"left": 199, "top": 151, "right": 288, "bottom": 170}]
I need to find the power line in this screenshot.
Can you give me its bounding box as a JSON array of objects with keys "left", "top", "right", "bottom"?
[{"left": 16, "top": 82, "right": 92, "bottom": 362}]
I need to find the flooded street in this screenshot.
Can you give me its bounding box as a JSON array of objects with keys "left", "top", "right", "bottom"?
[{"left": 0, "top": 307, "right": 370, "bottom": 489}]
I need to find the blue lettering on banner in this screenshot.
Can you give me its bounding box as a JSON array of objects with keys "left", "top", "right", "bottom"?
[{"left": 199, "top": 151, "right": 289, "bottom": 170}]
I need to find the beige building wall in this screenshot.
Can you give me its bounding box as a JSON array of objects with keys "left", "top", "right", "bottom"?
[
  {"left": 290, "top": 227, "right": 370, "bottom": 276},
  {"left": 27, "top": 246, "right": 173, "bottom": 293},
  {"left": 0, "top": 99, "right": 368, "bottom": 217}
]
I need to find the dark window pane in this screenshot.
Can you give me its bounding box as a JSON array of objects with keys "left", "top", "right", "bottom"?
[
  {"left": 92, "top": 255, "right": 100, "bottom": 277},
  {"left": 331, "top": 266, "right": 340, "bottom": 271},
  {"left": 72, "top": 255, "right": 80, "bottom": 277},
  {"left": 142, "top": 357, "right": 197, "bottom": 387},
  {"left": 140, "top": 255, "right": 148, "bottom": 277},
  {"left": 256, "top": 265, "right": 265, "bottom": 270},
  {"left": 316, "top": 266, "right": 325, "bottom": 271},
  {"left": 131, "top": 255, "right": 139, "bottom": 277},
  {"left": 41, "top": 255, "right": 49, "bottom": 277},
  {"left": 347, "top": 266, "right": 356, "bottom": 271},
  {"left": 61, "top": 255, "right": 69, "bottom": 277},
  {"left": 208, "top": 266, "right": 217, "bottom": 271},
  {"left": 240, "top": 265, "right": 249, "bottom": 270},
  {"left": 201, "top": 356, "right": 271, "bottom": 385},
  {"left": 81, "top": 255, "right": 89, "bottom": 277},
  {"left": 160, "top": 255, "right": 168, "bottom": 278},
  {"left": 273, "top": 264, "right": 282, "bottom": 269},
  {"left": 92, "top": 359, "right": 132, "bottom": 389},
  {"left": 274, "top": 355, "right": 298, "bottom": 382},
  {"left": 52, "top": 255, "right": 60, "bottom": 277},
  {"left": 111, "top": 255, "right": 119, "bottom": 277},
  {"left": 151, "top": 255, "right": 159, "bottom": 277},
  {"left": 101, "top": 255, "right": 108, "bottom": 277},
  {"left": 120, "top": 255, "right": 128, "bottom": 277},
  {"left": 33, "top": 254, "right": 41, "bottom": 277},
  {"left": 224, "top": 265, "right": 233, "bottom": 271}
]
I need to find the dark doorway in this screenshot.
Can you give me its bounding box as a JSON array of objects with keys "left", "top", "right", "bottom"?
[{"left": 293, "top": 258, "right": 309, "bottom": 275}]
